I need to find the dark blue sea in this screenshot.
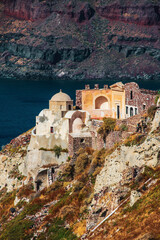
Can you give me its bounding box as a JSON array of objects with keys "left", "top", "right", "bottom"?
[{"left": 0, "top": 77, "right": 159, "bottom": 148}]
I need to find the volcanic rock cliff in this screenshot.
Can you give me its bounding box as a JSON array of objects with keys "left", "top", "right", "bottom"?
[{"left": 0, "top": 0, "right": 160, "bottom": 80}]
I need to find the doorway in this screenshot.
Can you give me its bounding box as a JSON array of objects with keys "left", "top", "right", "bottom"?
[{"left": 117, "top": 105, "right": 120, "bottom": 119}]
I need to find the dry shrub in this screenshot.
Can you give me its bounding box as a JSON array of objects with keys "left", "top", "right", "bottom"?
[
  {"left": 17, "top": 183, "right": 35, "bottom": 198},
  {"left": 124, "top": 134, "right": 146, "bottom": 146},
  {"left": 92, "top": 166, "right": 102, "bottom": 177},
  {"left": 58, "top": 205, "right": 78, "bottom": 222},
  {"left": 89, "top": 149, "right": 106, "bottom": 175},
  {"left": 147, "top": 105, "right": 157, "bottom": 119},
  {"left": 62, "top": 163, "right": 74, "bottom": 180},
  {"left": 73, "top": 220, "right": 86, "bottom": 237},
  {"left": 78, "top": 185, "right": 93, "bottom": 201},
  {"left": 73, "top": 181, "right": 85, "bottom": 192},
  {"left": 48, "top": 180, "right": 63, "bottom": 191},
  {"left": 47, "top": 187, "right": 66, "bottom": 201},
  {"left": 75, "top": 152, "right": 90, "bottom": 176},
  {"left": 76, "top": 148, "right": 84, "bottom": 155},
  {"left": 85, "top": 147, "right": 94, "bottom": 155},
  {"left": 114, "top": 125, "right": 120, "bottom": 131}
]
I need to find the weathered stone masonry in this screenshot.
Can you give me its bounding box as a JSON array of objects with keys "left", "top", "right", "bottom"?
[
  {"left": 125, "top": 82, "right": 157, "bottom": 116},
  {"left": 68, "top": 133, "right": 92, "bottom": 160}
]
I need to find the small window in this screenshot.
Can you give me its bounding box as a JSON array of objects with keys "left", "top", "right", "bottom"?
[
  {"left": 126, "top": 106, "right": 128, "bottom": 114},
  {"left": 60, "top": 105, "right": 62, "bottom": 110},
  {"left": 50, "top": 127, "right": 54, "bottom": 133},
  {"left": 130, "top": 91, "right": 133, "bottom": 100},
  {"left": 135, "top": 108, "right": 137, "bottom": 115},
  {"left": 143, "top": 104, "right": 146, "bottom": 110},
  {"left": 68, "top": 105, "right": 72, "bottom": 110},
  {"left": 80, "top": 138, "right": 85, "bottom": 143}
]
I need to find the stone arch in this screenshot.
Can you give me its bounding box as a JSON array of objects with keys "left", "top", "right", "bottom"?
[
  {"left": 95, "top": 96, "right": 109, "bottom": 110},
  {"left": 35, "top": 169, "right": 48, "bottom": 191},
  {"left": 72, "top": 118, "right": 83, "bottom": 133},
  {"left": 69, "top": 111, "right": 86, "bottom": 133}
]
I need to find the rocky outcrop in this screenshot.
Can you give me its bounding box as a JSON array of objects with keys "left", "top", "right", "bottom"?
[
  {"left": 94, "top": 134, "right": 160, "bottom": 193},
  {"left": 86, "top": 110, "right": 160, "bottom": 230},
  {"left": 130, "top": 190, "right": 142, "bottom": 207},
  {"left": 0, "top": 131, "right": 31, "bottom": 192},
  {"left": 97, "top": 3, "right": 160, "bottom": 25},
  {"left": 3, "top": 0, "right": 95, "bottom": 23},
  {"left": 3, "top": 0, "right": 53, "bottom": 21},
  {"left": 0, "top": 41, "right": 91, "bottom": 64}
]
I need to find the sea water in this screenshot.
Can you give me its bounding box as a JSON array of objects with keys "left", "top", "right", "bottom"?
[{"left": 0, "top": 77, "right": 159, "bottom": 148}]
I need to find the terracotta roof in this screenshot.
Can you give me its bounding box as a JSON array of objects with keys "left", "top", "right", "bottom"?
[{"left": 51, "top": 90, "right": 71, "bottom": 102}]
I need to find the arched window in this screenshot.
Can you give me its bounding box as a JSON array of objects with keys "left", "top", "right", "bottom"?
[
  {"left": 95, "top": 96, "right": 109, "bottom": 110},
  {"left": 130, "top": 107, "right": 133, "bottom": 117},
  {"left": 135, "top": 108, "right": 137, "bottom": 115},
  {"left": 130, "top": 91, "right": 133, "bottom": 99},
  {"left": 143, "top": 104, "right": 146, "bottom": 110}
]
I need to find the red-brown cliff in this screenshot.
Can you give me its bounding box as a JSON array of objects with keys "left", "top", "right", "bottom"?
[{"left": 0, "top": 0, "right": 160, "bottom": 80}]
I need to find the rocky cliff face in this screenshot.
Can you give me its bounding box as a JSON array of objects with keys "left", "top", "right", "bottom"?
[
  {"left": 0, "top": 0, "right": 160, "bottom": 80},
  {"left": 86, "top": 109, "right": 160, "bottom": 231},
  {"left": 4, "top": 0, "right": 52, "bottom": 21},
  {"left": 97, "top": 3, "right": 160, "bottom": 25}
]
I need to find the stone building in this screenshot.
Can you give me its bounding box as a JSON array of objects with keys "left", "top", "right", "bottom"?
[
  {"left": 124, "top": 82, "right": 157, "bottom": 118},
  {"left": 76, "top": 82, "right": 126, "bottom": 120},
  {"left": 25, "top": 83, "right": 157, "bottom": 191},
  {"left": 76, "top": 82, "right": 157, "bottom": 119},
  {"left": 25, "top": 90, "right": 92, "bottom": 190}
]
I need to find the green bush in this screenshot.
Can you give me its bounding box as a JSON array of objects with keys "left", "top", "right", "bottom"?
[
  {"left": 0, "top": 217, "right": 34, "bottom": 240},
  {"left": 38, "top": 218, "right": 77, "bottom": 240},
  {"left": 53, "top": 145, "right": 62, "bottom": 158},
  {"left": 120, "top": 124, "right": 128, "bottom": 131},
  {"left": 39, "top": 145, "right": 68, "bottom": 158}
]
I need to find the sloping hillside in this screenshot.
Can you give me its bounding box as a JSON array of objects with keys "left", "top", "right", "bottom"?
[{"left": 0, "top": 108, "right": 159, "bottom": 239}]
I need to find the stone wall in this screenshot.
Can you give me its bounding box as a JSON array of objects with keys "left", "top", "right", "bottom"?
[
  {"left": 125, "top": 82, "right": 157, "bottom": 115},
  {"left": 90, "top": 114, "right": 143, "bottom": 151},
  {"left": 68, "top": 133, "right": 92, "bottom": 160},
  {"left": 76, "top": 90, "right": 82, "bottom": 109}
]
